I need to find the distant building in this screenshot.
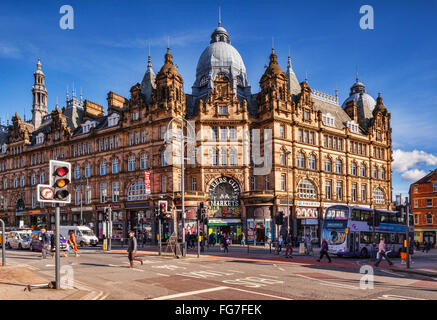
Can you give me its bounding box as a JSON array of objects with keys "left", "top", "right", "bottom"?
[
  {"left": 0, "top": 21, "right": 393, "bottom": 243},
  {"left": 410, "top": 169, "right": 437, "bottom": 247}
]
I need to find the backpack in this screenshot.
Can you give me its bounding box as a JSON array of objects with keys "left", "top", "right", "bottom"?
[{"left": 226, "top": 238, "right": 230, "bottom": 245}]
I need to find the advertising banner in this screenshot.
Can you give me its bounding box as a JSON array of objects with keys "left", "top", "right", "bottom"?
[{"left": 144, "top": 170, "right": 151, "bottom": 194}]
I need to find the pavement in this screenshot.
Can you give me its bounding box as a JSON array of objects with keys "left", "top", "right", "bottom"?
[{"left": 1, "top": 245, "right": 436, "bottom": 300}]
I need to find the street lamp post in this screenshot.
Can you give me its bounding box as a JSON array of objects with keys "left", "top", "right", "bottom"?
[{"left": 286, "top": 151, "right": 292, "bottom": 236}]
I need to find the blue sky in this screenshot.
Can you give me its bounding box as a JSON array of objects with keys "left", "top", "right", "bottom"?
[{"left": 0, "top": 0, "right": 436, "bottom": 199}]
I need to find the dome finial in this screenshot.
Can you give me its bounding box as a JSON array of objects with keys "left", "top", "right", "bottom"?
[
  {"left": 272, "top": 37, "right": 275, "bottom": 53},
  {"left": 218, "top": 4, "right": 221, "bottom": 27},
  {"left": 356, "top": 65, "right": 359, "bottom": 83}
]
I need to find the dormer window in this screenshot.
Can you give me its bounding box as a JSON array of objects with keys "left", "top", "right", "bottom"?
[
  {"left": 322, "top": 113, "right": 335, "bottom": 127},
  {"left": 218, "top": 106, "right": 228, "bottom": 115},
  {"left": 133, "top": 112, "right": 139, "bottom": 121},
  {"left": 346, "top": 121, "right": 359, "bottom": 133},
  {"left": 304, "top": 111, "right": 310, "bottom": 121},
  {"left": 82, "top": 120, "right": 97, "bottom": 134},
  {"left": 36, "top": 133, "right": 44, "bottom": 145},
  {"left": 108, "top": 113, "right": 120, "bottom": 127}
]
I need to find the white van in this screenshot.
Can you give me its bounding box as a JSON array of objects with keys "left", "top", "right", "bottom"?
[{"left": 60, "top": 226, "right": 98, "bottom": 247}]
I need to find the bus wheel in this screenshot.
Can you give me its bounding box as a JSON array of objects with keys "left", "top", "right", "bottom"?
[{"left": 360, "top": 248, "right": 368, "bottom": 258}]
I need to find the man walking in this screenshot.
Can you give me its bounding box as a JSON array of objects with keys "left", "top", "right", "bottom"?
[
  {"left": 276, "top": 235, "right": 284, "bottom": 255},
  {"left": 127, "top": 231, "right": 143, "bottom": 268},
  {"left": 375, "top": 238, "right": 393, "bottom": 267},
  {"left": 40, "top": 229, "right": 53, "bottom": 259},
  {"left": 317, "top": 238, "right": 332, "bottom": 263}
]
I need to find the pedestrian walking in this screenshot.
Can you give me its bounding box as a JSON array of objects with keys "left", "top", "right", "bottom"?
[
  {"left": 422, "top": 241, "right": 427, "bottom": 253},
  {"left": 40, "top": 229, "right": 53, "bottom": 259},
  {"left": 374, "top": 239, "right": 393, "bottom": 267},
  {"left": 285, "top": 233, "right": 293, "bottom": 258},
  {"left": 241, "top": 232, "right": 246, "bottom": 246},
  {"left": 127, "top": 231, "right": 143, "bottom": 268},
  {"left": 426, "top": 241, "right": 432, "bottom": 253},
  {"left": 65, "top": 231, "right": 80, "bottom": 257},
  {"left": 317, "top": 238, "right": 332, "bottom": 263},
  {"left": 277, "top": 235, "right": 284, "bottom": 254},
  {"left": 223, "top": 234, "right": 229, "bottom": 253}
]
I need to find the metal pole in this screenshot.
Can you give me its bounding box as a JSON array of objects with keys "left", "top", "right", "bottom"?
[
  {"left": 55, "top": 204, "right": 60, "bottom": 289},
  {"left": 197, "top": 218, "right": 200, "bottom": 258},
  {"left": 158, "top": 218, "right": 162, "bottom": 256},
  {"left": 108, "top": 207, "right": 112, "bottom": 251},
  {"left": 286, "top": 151, "right": 291, "bottom": 235},
  {"left": 406, "top": 204, "right": 410, "bottom": 269},
  {"left": 80, "top": 189, "right": 83, "bottom": 225},
  {"left": 1, "top": 219, "right": 5, "bottom": 266},
  {"left": 181, "top": 119, "right": 186, "bottom": 257}
]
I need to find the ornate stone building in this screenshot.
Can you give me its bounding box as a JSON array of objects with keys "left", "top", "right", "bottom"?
[{"left": 0, "top": 22, "right": 393, "bottom": 243}]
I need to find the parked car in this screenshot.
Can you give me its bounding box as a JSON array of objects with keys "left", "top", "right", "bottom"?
[
  {"left": 29, "top": 231, "right": 68, "bottom": 252},
  {"left": 60, "top": 226, "right": 98, "bottom": 247},
  {"left": 6, "top": 231, "right": 32, "bottom": 250}
]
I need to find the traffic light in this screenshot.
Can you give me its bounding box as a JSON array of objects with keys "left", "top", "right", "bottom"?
[
  {"left": 276, "top": 212, "right": 284, "bottom": 225},
  {"left": 158, "top": 200, "right": 168, "bottom": 220},
  {"left": 49, "top": 160, "right": 71, "bottom": 203}
]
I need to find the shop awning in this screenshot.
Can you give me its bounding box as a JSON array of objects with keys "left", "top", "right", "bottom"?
[{"left": 208, "top": 218, "right": 241, "bottom": 226}]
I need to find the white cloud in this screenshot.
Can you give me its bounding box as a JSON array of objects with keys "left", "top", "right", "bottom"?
[
  {"left": 400, "top": 169, "right": 427, "bottom": 182},
  {"left": 0, "top": 42, "right": 21, "bottom": 58},
  {"left": 392, "top": 149, "right": 437, "bottom": 172}
]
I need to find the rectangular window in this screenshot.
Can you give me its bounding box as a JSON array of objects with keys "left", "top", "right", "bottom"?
[
  {"left": 426, "top": 199, "right": 432, "bottom": 207},
  {"left": 73, "top": 145, "right": 77, "bottom": 157},
  {"left": 328, "top": 136, "right": 332, "bottom": 148},
  {"left": 114, "top": 136, "right": 119, "bottom": 149},
  {"left": 191, "top": 177, "right": 197, "bottom": 191},
  {"left": 141, "top": 130, "right": 146, "bottom": 143},
  {"left": 304, "top": 111, "right": 309, "bottom": 121},
  {"left": 250, "top": 176, "right": 255, "bottom": 191},
  {"left": 100, "top": 184, "right": 107, "bottom": 203},
  {"left": 281, "top": 174, "right": 286, "bottom": 191},
  {"left": 32, "top": 192, "right": 36, "bottom": 209},
  {"left": 85, "top": 164, "right": 91, "bottom": 178},
  {"left": 129, "top": 133, "right": 134, "bottom": 146},
  {"left": 212, "top": 149, "right": 218, "bottom": 166},
  {"left": 160, "top": 126, "right": 166, "bottom": 140},
  {"left": 304, "top": 131, "right": 308, "bottom": 143},
  {"left": 309, "top": 132, "right": 314, "bottom": 145},
  {"left": 229, "top": 126, "right": 236, "bottom": 140},
  {"left": 85, "top": 188, "right": 91, "bottom": 204},
  {"left": 161, "top": 176, "right": 167, "bottom": 193},
  {"left": 99, "top": 140, "right": 103, "bottom": 152},
  {"left": 221, "top": 149, "right": 227, "bottom": 166},
  {"left": 218, "top": 105, "right": 228, "bottom": 115},
  {"left": 133, "top": 112, "right": 139, "bottom": 120},
  {"left": 414, "top": 199, "right": 418, "bottom": 208},
  {"left": 338, "top": 139, "right": 342, "bottom": 150},
  {"left": 325, "top": 180, "right": 332, "bottom": 200},
  {"left": 361, "top": 185, "right": 367, "bottom": 201},
  {"left": 78, "top": 144, "right": 82, "bottom": 156},
  {"left": 265, "top": 175, "right": 270, "bottom": 190},
  {"left": 323, "top": 135, "right": 327, "bottom": 147},
  {"left": 109, "top": 137, "right": 113, "bottom": 150},
  {"left": 211, "top": 126, "right": 218, "bottom": 140},
  {"left": 112, "top": 182, "right": 119, "bottom": 202},
  {"left": 433, "top": 183, "right": 437, "bottom": 192},
  {"left": 135, "top": 132, "right": 140, "bottom": 145},
  {"left": 414, "top": 214, "right": 418, "bottom": 224},
  {"left": 220, "top": 127, "right": 227, "bottom": 140},
  {"left": 336, "top": 182, "right": 343, "bottom": 201},
  {"left": 298, "top": 129, "right": 303, "bottom": 143},
  {"left": 427, "top": 214, "right": 433, "bottom": 225},
  {"left": 352, "top": 183, "right": 357, "bottom": 202},
  {"left": 280, "top": 125, "right": 285, "bottom": 139},
  {"left": 87, "top": 143, "right": 90, "bottom": 154},
  {"left": 100, "top": 161, "right": 106, "bottom": 175}
]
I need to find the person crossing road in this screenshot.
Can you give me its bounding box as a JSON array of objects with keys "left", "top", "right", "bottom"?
[
  {"left": 127, "top": 231, "right": 143, "bottom": 268},
  {"left": 374, "top": 238, "right": 393, "bottom": 267}
]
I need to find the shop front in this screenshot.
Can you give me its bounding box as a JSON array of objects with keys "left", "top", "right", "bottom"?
[
  {"left": 295, "top": 201, "right": 321, "bottom": 243},
  {"left": 207, "top": 176, "right": 242, "bottom": 244},
  {"left": 71, "top": 206, "right": 94, "bottom": 227},
  {"left": 125, "top": 202, "right": 151, "bottom": 240},
  {"left": 97, "top": 205, "right": 125, "bottom": 240},
  {"left": 415, "top": 229, "right": 437, "bottom": 247},
  {"left": 246, "top": 206, "right": 273, "bottom": 245},
  {"left": 27, "top": 209, "right": 47, "bottom": 230}
]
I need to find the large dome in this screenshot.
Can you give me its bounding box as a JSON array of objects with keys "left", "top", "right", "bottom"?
[
  {"left": 192, "top": 24, "right": 251, "bottom": 99},
  {"left": 342, "top": 79, "right": 376, "bottom": 129}
]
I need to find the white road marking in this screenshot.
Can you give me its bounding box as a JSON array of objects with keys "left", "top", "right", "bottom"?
[
  {"left": 379, "top": 269, "right": 406, "bottom": 277},
  {"left": 155, "top": 273, "right": 170, "bottom": 277},
  {"left": 151, "top": 286, "right": 229, "bottom": 300},
  {"left": 152, "top": 265, "right": 186, "bottom": 270},
  {"left": 229, "top": 287, "right": 292, "bottom": 300},
  {"left": 273, "top": 264, "right": 285, "bottom": 271},
  {"left": 259, "top": 274, "right": 280, "bottom": 278},
  {"left": 45, "top": 264, "right": 55, "bottom": 267},
  {"left": 295, "top": 274, "right": 360, "bottom": 290},
  {"left": 226, "top": 269, "right": 245, "bottom": 273},
  {"left": 378, "top": 294, "right": 425, "bottom": 300}
]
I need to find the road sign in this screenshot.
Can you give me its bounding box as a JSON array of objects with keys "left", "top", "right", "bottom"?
[
  {"left": 37, "top": 184, "right": 56, "bottom": 203},
  {"left": 41, "top": 187, "right": 54, "bottom": 200}
]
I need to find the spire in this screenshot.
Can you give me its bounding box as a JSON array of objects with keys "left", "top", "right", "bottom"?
[
  {"left": 32, "top": 57, "right": 48, "bottom": 129},
  {"left": 66, "top": 85, "right": 70, "bottom": 101},
  {"left": 356, "top": 65, "right": 359, "bottom": 83},
  {"left": 141, "top": 48, "right": 157, "bottom": 104},
  {"left": 218, "top": 5, "right": 221, "bottom": 27}
]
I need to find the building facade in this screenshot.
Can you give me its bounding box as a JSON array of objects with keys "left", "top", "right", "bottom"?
[
  {"left": 0, "top": 22, "right": 393, "bottom": 243},
  {"left": 410, "top": 169, "right": 437, "bottom": 247}
]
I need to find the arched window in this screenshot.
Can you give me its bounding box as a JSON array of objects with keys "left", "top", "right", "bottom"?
[
  {"left": 309, "top": 154, "right": 316, "bottom": 170},
  {"left": 373, "top": 188, "right": 385, "bottom": 204},
  {"left": 127, "top": 181, "right": 146, "bottom": 201},
  {"left": 373, "top": 166, "right": 378, "bottom": 179},
  {"left": 297, "top": 179, "right": 317, "bottom": 199},
  {"left": 335, "top": 159, "right": 342, "bottom": 174},
  {"left": 298, "top": 153, "right": 305, "bottom": 168},
  {"left": 360, "top": 164, "right": 366, "bottom": 177},
  {"left": 380, "top": 167, "right": 385, "bottom": 180},
  {"left": 112, "top": 158, "right": 119, "bottom": 174},
  {"left": 351, "top": 162, "right": 357, "bottom": 176},
  {"left": 324, "top": 157, "right": 331, "bottom": 172}
]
